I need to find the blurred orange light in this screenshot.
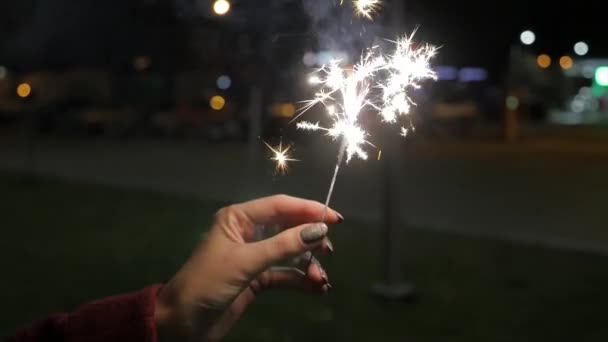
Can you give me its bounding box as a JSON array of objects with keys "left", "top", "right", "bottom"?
[
  {"left": 210, "top": 95, "right": 226, "bottom": 111},
  {"left": 537, "top": 54, "right": 551, "bottom": 69},
  {"left": 17, "top": 83, "right": 31, "bottom": 98},
  {"left": 279, "top": 103, "right": 296, "bottom": 118},
  {"left": 559, "top": 56, "right": 573, "bottom": 70}
]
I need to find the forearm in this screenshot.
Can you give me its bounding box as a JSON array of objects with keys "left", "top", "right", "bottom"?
[{"left": 6, "top": 285, "right": 163, "bottom": 342}]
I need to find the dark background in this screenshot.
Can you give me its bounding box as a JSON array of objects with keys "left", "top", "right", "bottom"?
[{"left": 2, "top": 0, "right": 608, "bottom": 341}]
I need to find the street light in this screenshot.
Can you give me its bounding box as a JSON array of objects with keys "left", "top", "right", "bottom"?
[
  {"left": 596, "top": 67, "right": 608, "bottom": 87},
  {"left": 213, "top": 0, "right": 230, "bottom": 16},
  {"left": 17, "top": 83, "right": 32, "bottom": 98},
  {"left": 537, "top": 54, "right": 551, "bottom": 69},
  {"left": 559, "top": 56, "right": 573, "bottom": 70},
  {"left": 520, "top": 30, "right": 536, "bottom": 45},
  {"left": 574, "top": 41, "right": 589, "bottom": 56}
]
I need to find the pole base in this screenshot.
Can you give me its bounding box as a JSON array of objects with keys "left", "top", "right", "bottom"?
[{"left": 370, "top": 282, "right": 417, "bottom": 301}]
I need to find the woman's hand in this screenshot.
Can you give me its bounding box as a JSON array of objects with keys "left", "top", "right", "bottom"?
[{"left": 155, "top": 195, "right": 343, "bottom": 341}]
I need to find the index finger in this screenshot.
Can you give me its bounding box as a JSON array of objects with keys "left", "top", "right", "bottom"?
[{"left": 235, "top": 194, "right": 342, "bottom": 227}]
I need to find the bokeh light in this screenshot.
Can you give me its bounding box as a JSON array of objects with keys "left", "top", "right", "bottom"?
[
  {"left": 216, "top": 75, "right": 232, "bottom": 90},
  {"left": 505, "top": 96, "right": 519, "bottom": 110},
  {"left": 537, "top": 54, "right": 551, "bottom": 69},
  {"left": 596, "top": 67, "right": 608, "bottom": 87},
  {"left": 133, "top": 56, "right": 152, "bottom": 71},
  {"left": 17, "top": 83, "right": 32, "bottom": 98},
  {"left": 520, "top": 30, "right": 536, "bottom": 45},
  {"left": 559, "top": 56, "right": 573, "bottom": 70},
  {"left": 574, "top": 42, "right": 589, "bottom": 56},
  {"left": 210, "top": 95, "right": 226, "bottom": 110},
  {"left": 582, "top": 65, "right": 595, "bottom": 79},
  {"left": 570, "top": 99, "right": 585, "bottom": 113},
  {"left": 213, "top": 0, "right": 231, "bottom": 15},
  {"left": 279, "top": 103, "right": 296, "bottom": 118}
]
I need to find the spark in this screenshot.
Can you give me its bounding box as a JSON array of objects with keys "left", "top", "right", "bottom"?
[
  {"left": 296, "top": 32, "right": 437, "bottom": 163},
  {"left": 353, "top": 0, "right": 382, "bottom": 19},
  {"left": 340, "top": 0, "right": 382, "bottom": 20},
  {"left": 264, "top": 141, "right": 298, "bottom": 174}
]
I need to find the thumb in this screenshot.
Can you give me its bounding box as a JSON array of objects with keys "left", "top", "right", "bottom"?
[{"left": 247, "top": 223, "right": 328, "bottom": 272}]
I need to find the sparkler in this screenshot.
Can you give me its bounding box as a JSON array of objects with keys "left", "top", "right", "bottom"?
[
  {"left": 264, "top": 141, "right": 298, "bottom": 175},
  {"left": 262, "top": 0, "right": 438, "bottom": 279},
  {"left": 295, "top": 32, "right": 437, "bottom": 220}
]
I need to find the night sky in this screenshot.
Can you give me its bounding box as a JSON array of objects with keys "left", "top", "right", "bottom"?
[{"left": 1, "top": 0, "right": 606, "bottom": 80}]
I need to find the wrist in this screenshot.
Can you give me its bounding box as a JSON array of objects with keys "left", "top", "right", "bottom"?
[{"left": 155, "top": 286, "right": 186, "bottom": 342}]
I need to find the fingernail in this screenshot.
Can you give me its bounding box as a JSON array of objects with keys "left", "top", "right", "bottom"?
[
  {"left": 336, "top": 212, "right": 345, "bottom": 223},
  {"left": 300, "top": 223, "right": 328, "bottom": 244},
  {"left": 326, "top": 239, "right": 334, "bottom": 254},
  {"left": 318, "top": 264, "right": 330, "bottom": 284},
  {"left": 326, "top": 283, "right": 333, "bottom": 290}
]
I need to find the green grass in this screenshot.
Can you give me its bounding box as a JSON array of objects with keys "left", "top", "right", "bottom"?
[{"left": 1, "top": 172, "right": 608, "bottom": 341}]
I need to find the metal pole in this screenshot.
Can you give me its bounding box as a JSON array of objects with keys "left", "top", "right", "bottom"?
[
  {"left": 248, "top": 83, "right": 263, "bottom": 161},
  {"left": 370, "top": 0, "right": 416, "bottom": 301}
]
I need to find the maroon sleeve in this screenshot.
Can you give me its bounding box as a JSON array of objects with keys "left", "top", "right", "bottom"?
[{"left": 5, "top": 285, "right": 163, "bottom": 342}]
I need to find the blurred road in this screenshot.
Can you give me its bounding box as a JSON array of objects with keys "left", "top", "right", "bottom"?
[{"left": 2, "top": 135, "right": 608, "bottom": 254}]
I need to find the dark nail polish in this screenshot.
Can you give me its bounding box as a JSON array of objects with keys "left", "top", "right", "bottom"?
[
  {"left": 300, "top": 223, "right": 328, "bottom": 244},
  {"left": 337, "top": 213, "right": 345, "bottom": 223}
]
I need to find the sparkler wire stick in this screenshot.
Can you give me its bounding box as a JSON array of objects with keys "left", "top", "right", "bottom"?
[
  {"left": 320, "top": 138, "right": 347, "bottom": 221},
  {"left": 308, "top": 138, "right": 347, "bottom": 269}
]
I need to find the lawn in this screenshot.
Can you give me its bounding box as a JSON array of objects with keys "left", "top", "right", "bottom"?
[{"left": 1, "top": 172, "right": 608, "bottom": 341}]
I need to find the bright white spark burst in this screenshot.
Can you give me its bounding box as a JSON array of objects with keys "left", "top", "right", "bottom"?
[
  {"left": 296, "top": 33, "right": 437, "bottom": 163},
  {"left": 340, "top": 0, "right": 381, "bottom": 19},
  {"left": 264, "top": 141, "right": 298, "bottom": 174},
  {"left": 353, "top": 0, "right": 382, "bottom": 19}
]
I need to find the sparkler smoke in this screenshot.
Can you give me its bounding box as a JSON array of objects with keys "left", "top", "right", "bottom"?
[{"left": 302, "top": 0, "right": 383, "bottom": 61}]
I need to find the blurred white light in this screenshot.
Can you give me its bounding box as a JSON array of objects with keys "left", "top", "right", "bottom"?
[
  {"left": 520, "top": 30, "right": 536, "bottom": 45},
  {"left": 571, "top": 99, "right": 585, "bottom": 113},
  {"left": 213, "top": 0, "right": 230, "bottom": 15},
  {"left": 217, "top": 75, "right": 232, "bottom": 90},
  {"left": 303, "top": 52, "right": 317, "bottom": 66},
  {"left": 579, "top": 87, "right": 592, "bottom": 98},
  {"left": 574, "top": 42, "right": 589, "bottom": 56},
  {"left": 582, "top": 65, "right": 595, "bottom": 79},
  {"left": 596, "top": 67, "right": 608, "bottom": 86},
  {"left": 0, "top": 66, "right": 6, "bottom": 80},
  {"left": 309, "top": 75, "right": 323, "bottom": 84}
]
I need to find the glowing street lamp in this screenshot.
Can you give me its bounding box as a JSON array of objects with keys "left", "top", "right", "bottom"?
[
  {"left": 574, "top": 42, "right": 589, "bottom": 56},
  {"left": 17, "top": 83, "right": 32, "bottom": 98},
  {"left": 596, "top": 67, "right": 608, "bottom": 87},
  {"left": 520, "top": 30, "right": 536, "bottom": 45},
  {"left": 213, "top": 0, "right": 230, "bottom": 16},
  {"left": 559, "top": 56, "right": 573, "bottom": 70}
]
